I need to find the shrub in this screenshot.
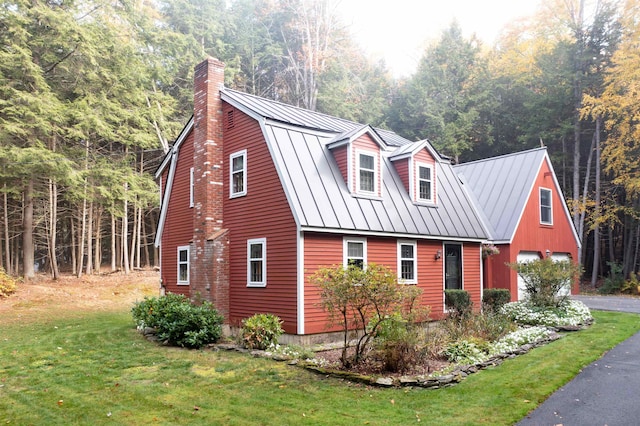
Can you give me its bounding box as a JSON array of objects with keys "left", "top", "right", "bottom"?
[
  {"left": 444, "top": 289, "right": 472, "bottom": 317},
  {"left": 131, "top": 293, "right": 223, "bottom": 349},
  {"left": 311, "top": 263, "right": 424, "bottom": 367},
  {"left": 598, "top": 262, "right": 632, "bottom": 294},
  {"left": 373, "top": 311, "right": 429, "bottom": 373},
  {"left": 483, "top": 289, "right": 511, "bottom": 312},
  {"left": 0, "top": 268, "right": 17, "bottom": 298},
  {"left": 241, "top": 313, "right": 284, "bottom": 350},
  {"left": 441, "top": 308, "right": 516, "bottom": 343},
  {"left": 443, "top": 339, "right": 489, "bottom": 365},
  {"left": 509, "top": 258, "right": 581, "bottom": 308},
  {"left": 501, "top": 299, "right": 592, "bottom": 327}
]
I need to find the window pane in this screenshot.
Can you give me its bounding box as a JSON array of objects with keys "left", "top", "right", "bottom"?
[
  {"left": 419, "top": 181, "right": 431, "bottom": 200},
  {"left": 360, "top": 170, "right": 374, "bottom": 192},
  {"left": 250, "top": 243, "right": 262, "bottom": 259},
  {"left": 347, "top": 242, "right": 363, "bottom": 258},
  {"left": 348, "top": 258, "right": 364, "bottom": 269},
  {"left": 359, "top": 154, "right": 374, "bottom": 170},
  {"left": 541, "top": 189, "right": 551, "bottom": 206},
  {"left": 250, "top": 260, "right": 262, "bottom": 282},
  {"left": 233, "top": 170, "right": 244, "bottom": 193},
  {"left": 178, "top": 264, "right": 188, "bottom": 281},
  {"left": 233, "top": 155, "right": 244, "bottom": 172},
  {"left": 401, "top": 244, "right": 413, "bottom": 259},
  {"left": 179, "top": 249, "right": 188, "bottom": 262},
  {"left": 419, "top": 166, "right": 431, "bottom": 180},
  {"left": 541, "top": 206, "right": 551, "bottom": 223},
  {"left": 401, "top": 259, "right": 414, "bottom": 280}
]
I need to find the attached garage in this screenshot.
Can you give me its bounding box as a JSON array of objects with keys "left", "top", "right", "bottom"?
[
  {"left": 551, "top": 252, "right": 572, "bottom": 296},
  {"left": 516, "top": 251, "right": 541, "bottom": 301}
]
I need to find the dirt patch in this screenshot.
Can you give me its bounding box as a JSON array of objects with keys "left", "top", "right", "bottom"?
[{"left": 0, "top": 270, "right": 159, "bottom": 324}]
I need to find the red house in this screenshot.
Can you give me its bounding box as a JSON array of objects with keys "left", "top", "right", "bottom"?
[
  {"left": 454, "top": 149, "right": 581, "bottom": 300},
  {"left": 155, "top": 58, "right": 579, "bottom": 338}
]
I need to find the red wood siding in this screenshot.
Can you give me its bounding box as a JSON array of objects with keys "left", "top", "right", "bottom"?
[
  {"left": 394, "top": 158, "right": 410, "bottom": 196},
  {"left": 413, "top": 150, "right": 437, "bottom": 202},
  {"left": 160, "top": 133, "right": 195, "bottom": 295},
  {"left": 223, "top": 104, "right": 299, "bottom": 333},
  {"left": 352, "top": 134, "right": 381, "bottom": 196},
  {"left": 302, "top": 232, "right": 483, "bottom": 332},
  {"left": 332, "top": 145, "right": 348, "bottom": 186},
  {"left": 486, "top": 158, "right": 579, "bottom": 299}
]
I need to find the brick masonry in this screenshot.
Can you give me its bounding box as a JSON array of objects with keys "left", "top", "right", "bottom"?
[{"left": 190, "top": 58, "right": 229, "bottom": 318}]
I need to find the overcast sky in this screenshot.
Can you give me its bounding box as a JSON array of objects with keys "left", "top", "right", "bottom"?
[{"left": 335, "top": 0, "right": 542, "bottom": 77}]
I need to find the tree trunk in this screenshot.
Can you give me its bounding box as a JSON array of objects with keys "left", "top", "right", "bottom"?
[
  {"left": 142, "top": 214, "right": 151, "bottom": 268},
  {"left": 22, "top": 179, "right": 35, "bottom": 279},
  {"left": 85, "top": 201, "right": 93, "bottom": 275},
  {"left": 71, "top": 217, "right": 77, "bottom": 274},
  {"left": 111, "top": 213, "right": 117, "bottom": 272},
  {"left": 591, "top": 117, "right": 601, "bottom": 287},
  {"left": 76, "top": 197, "right": 87, "bottom": 278},
  {"left": 48, "top": 179, "right": 60, "bottom": 280},
  {"left": 578, "top": 131, "right": 596, "bottom": 265},
  {"left": 122, "top": 183, "right": 130, "bottom": 274},
  {"left": 94, "top": 207, "right": 102, "bottom": 273},
  {"left": 3, "top": 186, "right": 11, "bottom": 274}
]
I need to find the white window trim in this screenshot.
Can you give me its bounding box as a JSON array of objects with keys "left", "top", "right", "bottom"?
[
  {"left": 416, "top": 162, "right": 434, "bottom": 203},
  {"left": 355, "top": 149, "right": 378, "bottom": 196},
  {"left": 177, "top": 245, "right": 190, "bottom": 285},
  {"left": 247, "top": 238, "right": 267, "bottom": 287},
  {"left": 397, "top": 240, "right": 417, "bottom": 284},
  {"left": 540, "top": 187, "right": 553, "bottom": 225},
  {"left": 230, "top": 150, "right": 247, "bottom": 198},
  {"left": 343, "top": 237, "right": 367, "bottom": 268},
  {"left": 189, "top": 167, "right": 194, "bottom": 208}
]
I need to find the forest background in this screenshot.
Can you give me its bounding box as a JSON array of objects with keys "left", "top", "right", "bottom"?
[{"left": 1, "top": 0, "right": 638, "bottom": 287}]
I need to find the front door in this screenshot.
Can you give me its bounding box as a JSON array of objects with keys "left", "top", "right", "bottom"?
[{"left": 444, "top": 244, "right": 462, "bottom": 290}]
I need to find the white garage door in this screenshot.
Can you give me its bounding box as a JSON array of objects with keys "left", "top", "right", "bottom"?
[
  {"left": 516, "top": 251, "right": 541, "bottom": 301},
  {"left": 551, "top": 253, "right": 572, "bottom": 297}
]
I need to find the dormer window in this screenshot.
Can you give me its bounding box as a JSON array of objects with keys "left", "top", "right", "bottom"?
[
  {"left": 417, "top": 163, "right": 433, "bottom": 202},
  {"left": 357, "top": 150, "right": 377, "bottom": 195}
]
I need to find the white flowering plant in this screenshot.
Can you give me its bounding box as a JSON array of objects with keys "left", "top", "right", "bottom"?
[
  {"left": 500, "top": 299, "right": 592, "bottom": 327},
  {"left": 490, "top": 326, "right": 551, "bottom": 354}
]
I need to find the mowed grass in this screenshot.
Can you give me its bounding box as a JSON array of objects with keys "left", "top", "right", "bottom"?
[{"left": 1, "top": 309, "right": 638, "bottom": 425}]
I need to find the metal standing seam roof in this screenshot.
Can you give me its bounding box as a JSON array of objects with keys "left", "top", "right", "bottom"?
[
  {"left": 453, "top": 147, "right": 548, "bottom": 242},
  {"left": 221, "top": 87, "right": 489, "bottom": 240}
]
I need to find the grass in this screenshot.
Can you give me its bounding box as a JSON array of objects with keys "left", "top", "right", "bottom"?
[{"left": 0, "top": 309, "right": 638, "bottom": 425}]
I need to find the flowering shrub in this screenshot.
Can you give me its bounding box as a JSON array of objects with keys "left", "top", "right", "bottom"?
[
  {"left": 501, "top": 300, "right": 592, "bottom": 327},
  {"left": 490, "top": 326, "right": 551, "bottom": 354},
  {"left": 241, "top": 313, "right": 284, "bottom": 350}
]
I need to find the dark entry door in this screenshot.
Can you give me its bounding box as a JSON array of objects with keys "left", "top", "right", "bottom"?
[{"left": 444, "top": 244, "right": 462, "bottom": 290}]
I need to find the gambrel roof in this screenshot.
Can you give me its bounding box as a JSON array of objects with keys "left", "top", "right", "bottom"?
[
  {"left": 454, "top": 147, "right": 580, "bottom": 246},
  {"left": 221, "top": 89, "right": 488, "bottom": 241}
]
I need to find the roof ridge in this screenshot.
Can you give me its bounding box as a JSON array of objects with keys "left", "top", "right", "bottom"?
[{"left": 454, "top": 146, "right": 547, "bottom": 167}]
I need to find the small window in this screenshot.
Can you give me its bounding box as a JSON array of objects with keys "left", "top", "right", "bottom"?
[
  {"left": 247, "top": 238, "right": 266, "bottom": 287},
  {"left": 357, "top": 151, "right": 377, "bottom": 194},
  {"left": 398, "top": 241, "right": 417, "bottom": 284},
  {"left": 417, "top": 164, "right": 433, "bottom": 202},
  {"left": 230, "top": 150, "right": 247, "bottom": 198},
  {"left": 540, "top": 188, "right": 552, "bottom": 225},
  {"left": 189, "top": 167, "right": 194, "bottom": 207},
  {"left": 177, "top": 246, "right": 189, "bottom": 285},
  {"left": 344, "top": 238, "right": 367, "bottom": 269}
]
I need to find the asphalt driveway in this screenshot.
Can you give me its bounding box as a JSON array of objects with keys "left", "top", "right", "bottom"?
[{"left": 517, "top": 295, "right": 640, "bottom": 426}]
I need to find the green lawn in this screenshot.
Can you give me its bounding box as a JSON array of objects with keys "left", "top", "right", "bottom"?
[{"left": 1, "top": 309, "right": 638, "bottom": 425}]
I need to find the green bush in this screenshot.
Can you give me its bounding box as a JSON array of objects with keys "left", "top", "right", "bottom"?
[
  {"left": 509, "top": 258, "right": 581, "bottom": 308},
  {"left": 445, "top": 289, "right": 472, "bottom": 317},
  {"left": 598, "top": 262, "right": 627, "bottom": 294},
  {"left": 373, "top": 312, "right": 426, "bottom": 373},
  {"left": 0, "top": 268, "right": 17, "bottom": 298},
  {"left": 131, "top": 293, "right": 223, "bottom": 349},
  {"left": 241, "top": 313, "right": 284, "bottom": 350},
  {"left": 483, "top": 289, "right": 511, "bottom": 312}
]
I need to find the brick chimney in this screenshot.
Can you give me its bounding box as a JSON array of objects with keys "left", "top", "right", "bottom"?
[{"left": 190, "top": 58, "right": 229, "bottom": 319}]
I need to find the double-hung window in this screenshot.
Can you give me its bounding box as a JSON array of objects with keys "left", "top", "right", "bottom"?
[
  {"left": 177, "top": 246, "right": 189, "bottom": 285},
  {"left": 230, "top": 150, "right": 247, "bottom": 198},
  {"left": 540, "top": 188, "right": 553, "bottom": 225},
  {"left": 417, "top": 164, "right": 433, "bottom": 202},
  {"left": 344, "top": 238, "right": 367, "bottom": 269},
  {"left": 398, "top": 241, "right": 417, "bottom": 284},
  {"left": 247, "top": 238, "right": 266, "bottom": 287},
  {"left": 357, "top": 151, "right": 377, "bottom": 194}
]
